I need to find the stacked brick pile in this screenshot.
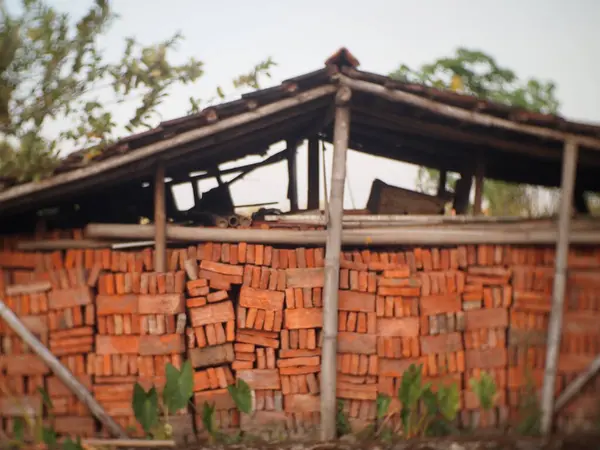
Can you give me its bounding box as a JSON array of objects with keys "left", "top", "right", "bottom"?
[{"left": 2, "top": 230, "right": 600, "bottom": 438}]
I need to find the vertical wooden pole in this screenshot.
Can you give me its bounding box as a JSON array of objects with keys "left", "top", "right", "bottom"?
[
  {"left": 437, "top": 169, "right": 447, "bottom": 197},
  {"left": 154, "top": 162, "right": 167, "bottom": 273},
  {"left": 287, "top": 139, "right": 299, "bottom": 212},
  {"left": 473, "top": 158, "right": 485, "bottom": 215},
  {"left": 307, "top": 137, "right": 320, "bottom": 210},
  {"left": 320, "top": 86, "right": 351, "bottom": 442},
  {"left": 540, "top": 139, "right": 578, "bottom": 435}
]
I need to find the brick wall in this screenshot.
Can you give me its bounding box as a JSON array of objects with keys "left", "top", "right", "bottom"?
[{"left": 1, "top": 231, "right": 599, "bottom": 438}]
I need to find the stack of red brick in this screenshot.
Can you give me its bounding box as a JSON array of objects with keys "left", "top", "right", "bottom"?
[{"left": 1, "top": 231, "right": 600, "bottom": 438}]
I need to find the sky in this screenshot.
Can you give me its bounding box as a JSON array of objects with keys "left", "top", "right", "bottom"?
[{"left": 9, "top": 0, "right": 600, "bottom": 213}]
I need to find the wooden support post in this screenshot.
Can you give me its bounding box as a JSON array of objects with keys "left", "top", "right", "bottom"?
[
  {"left": 0, "top": 299, "right": 127, "bottom": 438},
  {"left": 287, "top": 139, "right": 299, "bottom": 212},
  {"left": 307, "top": 137, "right": 320, "bottom": 210},
  {"left": 554, "top": 353, "right": 600, "bottom": 413},
  {"left": 437, "top": 169, "right": 447, "bottom": 197},
  {"left": 154, "top": 162, "right": 167, "bottom": 272},
  {"left": 320, "top": 86, "right": 351, "bottom": 442},
  {"left": 540, "top": 139, "right": 578, "bottom": 435},
  {"left": 473, "top": 158, "right": 485, "bottom": 215}
]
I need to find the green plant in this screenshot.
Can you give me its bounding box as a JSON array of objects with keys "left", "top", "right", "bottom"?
[
  {"left": 516, "top": 368, "right": 542, "bottom": 436},
  {"left": 336, "top": 400, "right": 351, "bottom": 437},
  {"left": 469, "top": 371, "right": 498, "bottom": 411},
  {"left": 1, "top": 384, "right": 81, "bottom": 450},
  {"left": 132, "top": 360, "right": 194, "bottom": 439},
  {"left": 227, "top": 379, "right": 253, "bottom": 414},
  {"left": 398, "top": 364, "right": 460, "bottom": 438}
]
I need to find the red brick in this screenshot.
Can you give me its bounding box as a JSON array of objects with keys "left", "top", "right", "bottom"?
[
  {"left": 194, "top": 388, "right": 237, "bottom": 410},
  {"left": 420, "top": 332, "right": 463, "bottom": 355},
  {"left": 379, "top": 357, "right": 421, "bottom": 377},
  {"left": 337, "top": 332, "right": 377, "bottom": 355},
  {"left": 284, "top": 394, "right": 320, "bottom": 413},
  {"left": 236, "top": 369, "right": 281, "bottom": 390},
  {"left": 286, "top": 268, "right": 324, "bottom": 288},
  {"left": 138, "top": 294, "right": 184, "bottom": 315},
  {"left": 200, "top": 260, "right": 243, "bottom": 277},
  {"left": 96, "top": 335, "right": 140, "bottom": 355},
  {"left": 420, "top": 294, "right": 461, "bottom": 316},
  {"left": 48, "top": 287, "right": 92, "bottom": 310},
  {"left": 377, "top": 317, "right": 420, "bottom": 337},
  {"left": 465, "top": 348, "right": 507, "bottom": 370},
  {"left": 190, "top": 301, "right": 235, "bottom": 327},
  {"left": 236, "top": 330, "right": 279, "bottom": 348},
  {"left": 284, "top": 308, "right": 322, "bottom": 329},
  {"left": 239, "top": 286, "right": 284, "bottom": 311},
  {"left": 338, "top": 290, "right": 376, "bottom": 312},
  {"left": 189, "top": 343, "right": 235, "bottom": 369},
  {"left": 139, "top": 334, "right": 185, "bottom": 356},
  {"left": 464, "top": 307, "right": 508, "bottom": 330}
]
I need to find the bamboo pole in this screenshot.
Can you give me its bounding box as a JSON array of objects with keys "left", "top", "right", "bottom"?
[
  {"left": 0, "top": 299, "right": 127, "bottom": 438},
  {"left": 337, "top": 74, "right": 600, "bottom": 150},
  {"left": 84, "top": 222, "right": 600, "bottom": 245},
  {"left": 554, "top": 354, "right": 600, "bottom": 413},
  {"left": 540, "top": 139, "right": 579, "bottom": 435},
  {"left": 79, "top": 438, "right": 175, "bottom": 447},
  {"left": 154, "top": 162, "right": 167, "bottom": 272},
  {"left": 321, "top": 85, "right": 351, "bottom": 441}
]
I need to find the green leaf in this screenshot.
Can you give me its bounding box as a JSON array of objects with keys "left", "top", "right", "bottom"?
[
  {"left": 42, "top": 426, "right": 58, "bottom": 446},
  {"left": 202, "top": 401, "right": 216, "bottom": 436},
  {"left": 436, "top": 384, "right": 460, "bottom": 421},
  {"left": 469, "top": 371, "right": 497, "bottom": 411},
  {"left": 227, "top": 378, "right": 253, "bottom": 414},
  {"left": 37, "top": 386, "right": 54, "bottom": 411},
  {"left": 12, "top": 417, "right": 25, "bottom": 443},
  {"left": 163, "top": 361, "right": 193, "bottom": 413},
  {"left": 376, "top": 393, "right": 391, "bottom": 419},
  {"left": 61, "top": 436, "right": 84, "bottom": 450},
  {"left": 132, "top": 383, "right": 159, "bottom": 434}
]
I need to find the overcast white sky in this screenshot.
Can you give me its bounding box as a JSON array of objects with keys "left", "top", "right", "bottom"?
[{"left": 11, "top": 0, "right": 600, "bottom": 212}]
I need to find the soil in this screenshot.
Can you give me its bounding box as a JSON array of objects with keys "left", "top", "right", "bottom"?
[{"left": 180, "top": 434, "right": 600, "bottom": 450}]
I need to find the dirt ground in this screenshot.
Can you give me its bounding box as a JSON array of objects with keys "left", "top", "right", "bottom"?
[{"left": 181, "top": 434, "right": 600, "bottom": 450}]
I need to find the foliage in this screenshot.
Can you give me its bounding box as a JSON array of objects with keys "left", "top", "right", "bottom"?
[
  {"left": 391, "top": 48, "right": 562, "bottom": 216},
  {"left": 0, "top": 0, "right": 276, "bottom": 183},
  {"left": 336, "top": 400, "right": 352, "bottom": 436},
  {"left": 469, "top": 371, "right": 498, "bottom": 411},
  {"left": 132, "top": 361, "right": 193, "bottom": 439},
  {"left": 227, "top": 378, "right": 253, "bottom": 414},
  {"left": 1, "top": 383, "right": 82, "bottom": 450},
  {"left": 516, "top": 368, "right": 542, "bottom": 436},
  {"left": 132, "top": 384, "right": 160, "bottom": 437},
  {"left": 373, "top": 364, "right": 460, "bottom": 439}
]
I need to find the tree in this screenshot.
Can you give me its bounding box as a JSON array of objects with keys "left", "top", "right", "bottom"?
[
  {"left": 390, "top": 48, "right": 560, "bottom": 216},
  {"left": 0, "top": 0, "right": 275, "bottom": 182}
]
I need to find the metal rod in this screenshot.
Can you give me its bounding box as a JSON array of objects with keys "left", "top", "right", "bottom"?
[
  {"left": 540, "top": 139, "right": 579, "bottom": 435},
  {"left": 0, "top": 299, "right": 127, "bottom": 438},
  {"left": 321, "top": 85, "right": 351, "bottom": 441},
  {"left": 154, "top": 162, "right": 167, "bottom": 272}
]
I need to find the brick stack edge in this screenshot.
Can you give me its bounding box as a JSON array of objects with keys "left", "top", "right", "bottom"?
[{"left": 1, "top": 231, "right": 600, "bottom": 438}]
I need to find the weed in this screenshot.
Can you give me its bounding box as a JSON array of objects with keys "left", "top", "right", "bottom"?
[
  {"left": 336, "top": 400, "right": 352, "bottom": 436},
  {"left": 516, "top": 368, "right": 542, "bottom": 436},
  {"left": 469, "top": 371, "right": 498, "bottom": 411}
]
